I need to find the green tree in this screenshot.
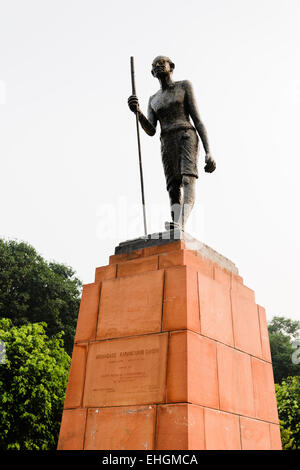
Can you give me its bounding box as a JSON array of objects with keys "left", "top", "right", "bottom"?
[
  {"left": 0, "top": 239, "right": 82, "bottom": 355},
  {"left": 268, "top": 316, "right": 300, "bottom": 383},
  {"left": 0, "top": 318, "right": 70, "bottom": 450},
  {"left": 276, "top": 376, "right": 300, "bottom": 450}
]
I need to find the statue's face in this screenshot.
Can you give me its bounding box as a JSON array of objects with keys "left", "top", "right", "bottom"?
[{"left": 151, "top": 56, "right": 174, "bottom": 78}]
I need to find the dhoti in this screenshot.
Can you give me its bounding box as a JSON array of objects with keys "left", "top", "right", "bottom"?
[{"left": 160, "top": 126, "right": 199, "bottom": 191}]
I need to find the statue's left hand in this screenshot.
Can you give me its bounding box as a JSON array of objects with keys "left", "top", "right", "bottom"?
[{"left": 204, "top": 153, "right": 216, "bottom": 173}]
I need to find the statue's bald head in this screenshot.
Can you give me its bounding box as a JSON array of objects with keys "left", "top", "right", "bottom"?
[{"left": 151, "top": 56, "right": 175, "bottom": 77}]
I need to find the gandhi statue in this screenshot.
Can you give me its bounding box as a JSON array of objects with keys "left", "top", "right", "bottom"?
[{"left": 128, "top": 55, "right": 216, "bottom": 231}]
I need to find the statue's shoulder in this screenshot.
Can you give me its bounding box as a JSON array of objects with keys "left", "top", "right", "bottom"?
[
  {"left": 174, "top": 81, "right": 194, "bottom": 96},
  {"left": 177, "top": 80, "right": 193, "bottom": 89}
]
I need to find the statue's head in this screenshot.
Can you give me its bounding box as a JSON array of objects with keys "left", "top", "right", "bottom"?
[{"left": 151, "top": 56, "right": 175, "bottom": 78}]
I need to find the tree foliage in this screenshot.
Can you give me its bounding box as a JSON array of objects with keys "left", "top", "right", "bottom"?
[
  {"left": 268, "top": 316, "right": 300, "bottom": 383},
  {"left": 0, "top": 239, "right": 81, "bottom": 355},
  {"left": 267, "top": 316, "right": 300, "bottom": 449},
  {"left": 276, "top": 376, "right": 300, "bottom": 450},
  {"left": 0, "top": 318, "right": 70, "bottom": 450}
]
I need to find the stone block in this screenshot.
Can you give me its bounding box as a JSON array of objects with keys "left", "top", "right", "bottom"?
[
  {"left": 75, "top": 283, "right": 100, "bottom": 342},
  {"left": 84, "top": 405, "right": 156, "bottom": 450},
  {"left": 144, "top": 240, "right": 184, "bottom": 257},
  {"left": 94, "top": 264, "right": 117, "bottom": 283},
  {"left": 217, "top": 343, "right": 255, "bottom": 417},
  {"left": 64, "top": 343, "right": 88, "bottom": 409},
  {"left": 156, "top": 404, "right": 205, "bottom": 450},
  {"left": 240, "top": 416, "right": 271, "bottom": 450},
  {"left": 97, "top": 270, "right": 164, "bottom": 339},
  {"left": 231, "top": 276, "right": 255, "bottom": 301},
  {"left": 57, "top": 409, "right": 87, "bottom": 450},
  {"left": 166, "top": 331, "right": 219, "bottom": 408},
  {"left": 257, "top": 305, "right": 272, "bottom": 362},
  {"left": 213, "top": 265, "right": 231, "bottom": 288},
  {"left": 231, "top": 291, "right": 262, "bottom": 357},
  {"left": 251, "top": 357, "right": 279, "bottom": 423},
  {"left": 117, "top": 255, "right": 158, "bottom": 277},
  {"left": 83, "top": 333, "right": 168, "bottom": 407},
  {"left": 269, "top": 423, "right": 282, "bottom": 450},
  {"left": 198, "top": 272, "right": 233, "bottom": 346},
  {"left": 159, "top": 249, "right": 214, "bottom": 278},
  {"left": 204, "top": 408, "right": 241, "bottom": 450},
  {"left": 162, "top": 266, "right": 200, "bottom": 332}
]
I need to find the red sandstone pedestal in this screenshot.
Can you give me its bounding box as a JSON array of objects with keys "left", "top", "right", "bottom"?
[{"left": 57, "top": 236, "right": 282, "bottom": 450}]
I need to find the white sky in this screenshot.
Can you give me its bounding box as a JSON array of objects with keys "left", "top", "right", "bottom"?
[{"left": 0, "top": 0, "right": 300, "bottom": 322}]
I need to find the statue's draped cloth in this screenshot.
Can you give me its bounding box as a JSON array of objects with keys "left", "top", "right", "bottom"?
[{"left": 160, "top": 126, "right": 199, "bottom": 190}]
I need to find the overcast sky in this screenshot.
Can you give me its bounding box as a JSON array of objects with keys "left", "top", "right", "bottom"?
[{"left": 0, "top": 0, "right": 300, "bottom": 322}]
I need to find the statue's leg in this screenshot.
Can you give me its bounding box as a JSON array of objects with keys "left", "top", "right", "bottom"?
[
  {"left": 168, "top": 181, "right": 182, "bottom": 226},
  {"left": 181, "top": 175, "right": 196, "bottom": 229}
]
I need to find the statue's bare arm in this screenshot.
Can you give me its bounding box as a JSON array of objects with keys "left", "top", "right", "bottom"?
[
  {"left": 184, "top": 81, "right": 210, "bottom": 153},
  {"left": 127, "top": 95, "right": 156, "bottom": 136},
  {"left": 184, "top": 81, "right": 216, "bottom": 172}
]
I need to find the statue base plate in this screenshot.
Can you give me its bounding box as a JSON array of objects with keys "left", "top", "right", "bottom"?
[{"left": 115, "top": 230, "right": 239, "bottom": 275}]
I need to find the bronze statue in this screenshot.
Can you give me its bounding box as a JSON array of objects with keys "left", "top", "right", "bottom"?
[{"left": 128, "top": 55, "right": 216, "bottom": 231}]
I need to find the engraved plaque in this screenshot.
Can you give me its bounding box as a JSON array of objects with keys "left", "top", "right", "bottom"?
[{"left": 83, "top": 334, "right": 168, "bottom": 407}]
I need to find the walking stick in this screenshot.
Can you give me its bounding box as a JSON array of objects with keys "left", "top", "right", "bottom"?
[{"left": 130, "top": 56, "right": 148, "bottom": 237}]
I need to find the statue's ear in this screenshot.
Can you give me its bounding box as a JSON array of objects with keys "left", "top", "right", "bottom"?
[
  {"left": 151, "top": 69, "right": 155, "bottom": 76},
  {"left": 170, "top": 62, "right": 175, "bottom": 71}
]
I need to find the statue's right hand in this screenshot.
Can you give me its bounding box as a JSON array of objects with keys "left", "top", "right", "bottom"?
[{"left": 128, "top": 95, "right": 140, "bottom": 114}]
